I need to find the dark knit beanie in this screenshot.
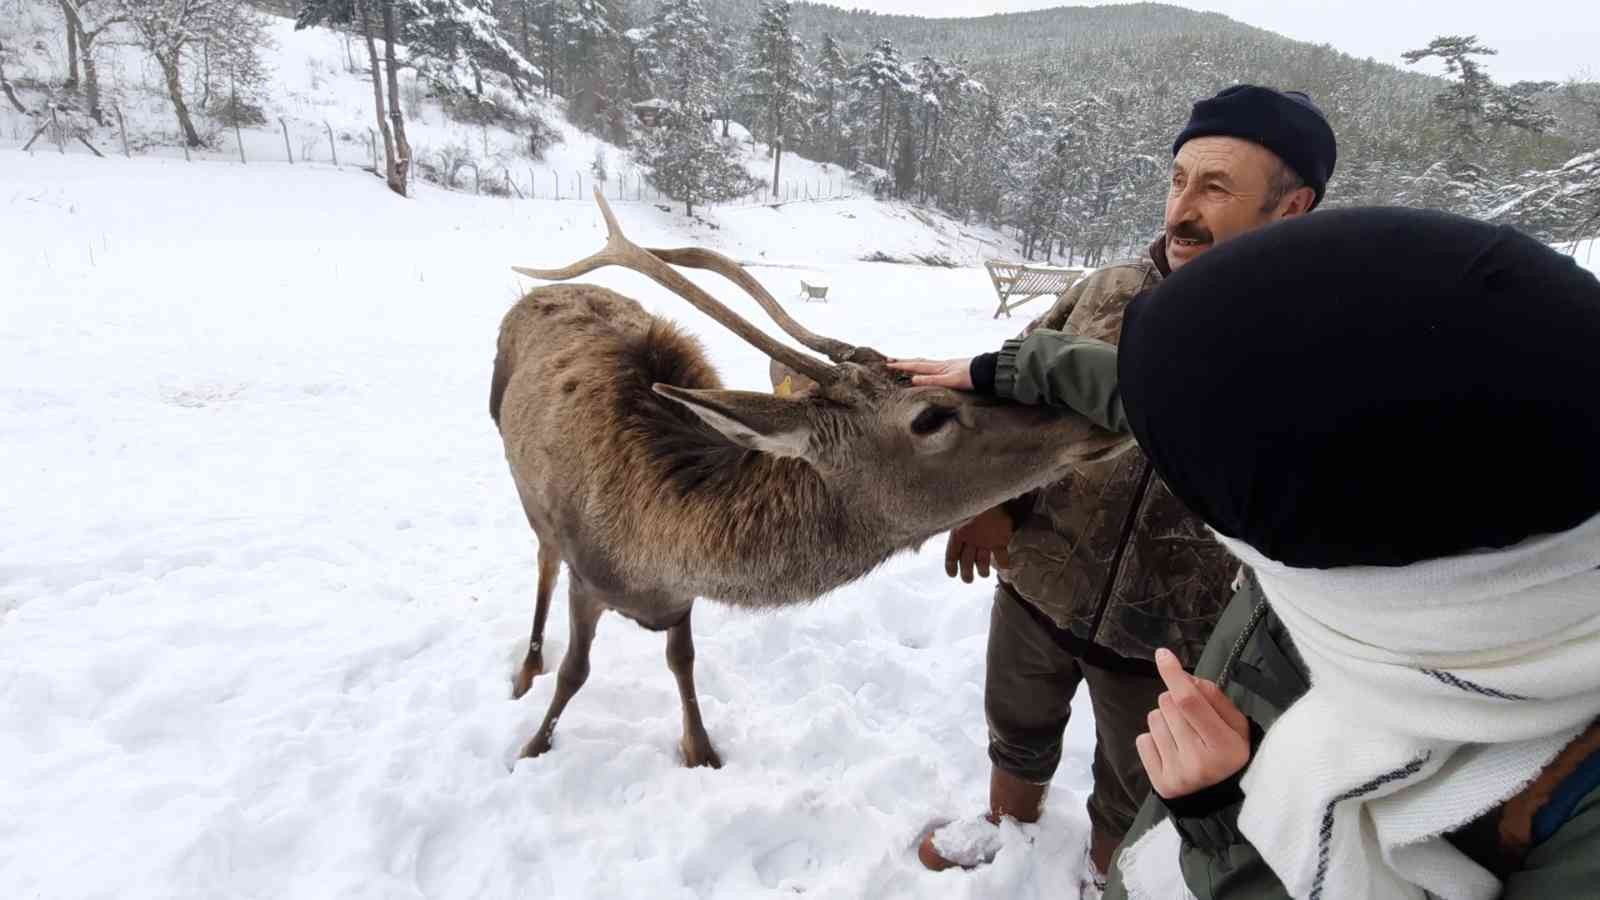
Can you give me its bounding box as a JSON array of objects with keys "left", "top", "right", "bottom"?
[
  {"left": 1119, "top": 207, "right": 1600, "bottom": 569},
  {"left": 1174, "top": 85, "right": 1338, "bottom": 208}
]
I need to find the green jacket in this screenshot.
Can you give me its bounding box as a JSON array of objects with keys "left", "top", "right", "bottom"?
[
  {"left": 989, "top": 245, "right": 1235, "bottom": 668},
  {"left": 995, "top": 336, "right": 1600, "bottom": 897},
  {"left": 1103, "top": 581, "right": 1600, "bottom": 900}
]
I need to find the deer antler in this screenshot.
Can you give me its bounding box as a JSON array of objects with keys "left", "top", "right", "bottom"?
[
  {"left": 514, "top": 190, "right": 838, "bottom": 388},
  {"left": 642, "top": 247, "right": 860, "bottom": 363}
]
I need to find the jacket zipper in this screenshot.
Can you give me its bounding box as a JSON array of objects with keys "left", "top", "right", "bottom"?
[{"left": 1087, "top": 459, "right": 1154, "bottom": 644}]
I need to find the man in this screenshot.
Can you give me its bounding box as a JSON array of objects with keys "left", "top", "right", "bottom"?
[
  {"left": 906, "top": 206, "right": 1600, "bottom": 899},
  {"left": 894, "top": 85, "right": 1338, "bottom": 892}
]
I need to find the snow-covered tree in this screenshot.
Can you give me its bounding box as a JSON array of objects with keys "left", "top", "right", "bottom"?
[
  {"left": 402, "top": 0, "right": 542, "bottom": 119},
  {"left": 848, "top": 38, "right": 913, "bottom": 170},
  {"left": 743, "top": 0, "right": 809, "bottom": 195},
  {"left": 633, "top": 0, "right": 754, "bottom": 215},
  {"left": 57, "top": 0, "right": 123, "bottom": 124},
  {"left": 201, "top": 2, "right": 275, "bottom": 127},
  {"left": 563, "top": 0, "right": 620, "bottom": 134},
  {"left": 908, "top": 55, "right": 982, "bottom": 203},
  {"left": 706, "top": 23, "right": 741, "bottom": 138},
  {"left": 811, "top": 33, "right": 849, "bottom": 163},
  {"left": 115, "top": 0, "right": 273, "bottom": 147},
  {"left": 1402, "top": 35, "right": 1557, "bottom": 214},
  {"left": 1489, "top": 148, "right": 1600, "bottom": 242}
]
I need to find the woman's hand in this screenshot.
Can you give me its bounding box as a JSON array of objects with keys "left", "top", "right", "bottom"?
[{"left": 1136, "top": 648, "right": 1253, "bottom": 799}]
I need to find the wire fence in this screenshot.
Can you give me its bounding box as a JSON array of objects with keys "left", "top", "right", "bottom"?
[{"left": 2, "top": 109, "right": 860, "bottom": 212}]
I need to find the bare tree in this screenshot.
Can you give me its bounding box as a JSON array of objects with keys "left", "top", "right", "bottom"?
[
  {"left": 113, "top": 0, "right": 232, "bottom": 147},
  {"left": 378, "top": 0, "right": 409, "bottom": 190},
  {"left": 0, "top": 38, "right": 30, "bottom": 113},
  {"left": 59, "top": 0, "right": 122, "bottom": 125},
  {"left": 297, "top": 0, "right": 407, "bottom": 195}
]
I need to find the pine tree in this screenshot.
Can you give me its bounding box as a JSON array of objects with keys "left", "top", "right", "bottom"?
[
  {"left": 909, "top": 55, "right": 981, "bottom": 204},
  {"left": 707, "top": 24, "right": 741, "bottom": 138},
  {"left": 743, "top": 0, "right": 810, "bottom": 196},
  {"left": 634, "top": 0, "right": 754, "bottom": 215},
  {"left": 848, "top": 38, "right": 913, "bottom": 171},
  {"left": 812, "top": 34, "right": 849, "bottom": 164},
  {"left": 401, "top": 0, "right": 542, "bottom": 120},
  {"left": 1402, "top": 35, "right": 1557, "bottom": 215},
  {"left": 563, "top": 0, "right": 618, "bottom": 132}
]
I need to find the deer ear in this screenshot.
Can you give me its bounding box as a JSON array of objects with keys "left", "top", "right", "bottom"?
[{"left": 653, "top": 384, "right": 815, "bottom": 460}]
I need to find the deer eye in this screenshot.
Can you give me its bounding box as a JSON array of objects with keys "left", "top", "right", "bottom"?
[{"left": 910, "top": 405, "right": 959, "bottom": 436}]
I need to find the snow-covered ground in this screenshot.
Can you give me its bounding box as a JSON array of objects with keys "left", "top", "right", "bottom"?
[{"left": 1, "top": 151, "right": 1097, "bottom": 900}]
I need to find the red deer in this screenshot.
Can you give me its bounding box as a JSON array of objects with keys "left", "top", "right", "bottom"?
[{"left": 493, "top": 191, "right": 1128, "bottom": 766}]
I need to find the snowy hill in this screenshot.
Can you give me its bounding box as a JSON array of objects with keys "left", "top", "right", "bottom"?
[{"left": 0, "top": 8, "right": 1018, "bottom": 267}]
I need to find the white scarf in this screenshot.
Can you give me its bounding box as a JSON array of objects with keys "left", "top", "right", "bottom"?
[{"left": 1123, "top": 510, "right": 1600, "bottom": 900}]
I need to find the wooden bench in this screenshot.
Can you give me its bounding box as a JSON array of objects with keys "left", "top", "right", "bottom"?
[
  {"left": 984, "top": 260, "right": 1086, "bottom": 319},
  {"left": 798, "top": 279, "right": 829, "bottom": 302}
]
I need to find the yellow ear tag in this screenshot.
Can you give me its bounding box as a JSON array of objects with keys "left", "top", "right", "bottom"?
[{"left": 775, "top": 376, "right": 794, "bottom": 397}]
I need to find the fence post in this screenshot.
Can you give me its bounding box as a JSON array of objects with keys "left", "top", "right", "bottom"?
[
  {"left": 552, "top": 168, "right": 559, "bottom": 201},
  {"left": 280, "top": 118, "right": 294, "bottom": 164},
  {"left": 326, "top": 122, "right": 338, "bottom": 166},
  {"left": 115, "top": 105, "right": 129, "bottom": 158},
  {"left": 529, "top": 167, "right": 537, "bottom": 200},
  {"left": 575, "top": 171, "right": 581, "bottom": 199}
]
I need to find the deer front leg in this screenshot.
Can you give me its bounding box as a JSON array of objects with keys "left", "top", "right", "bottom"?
[
  {"left": 512, "top": 541, "right": 561, "bottom": 699},
  {"left": 666, "top": 610, "right": 721, "bottom": 769},
  {"left": 521, "top": 585, "right": 603, "bottom": 759}
]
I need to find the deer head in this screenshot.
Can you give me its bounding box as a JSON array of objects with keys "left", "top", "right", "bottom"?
[{"left": 514, "top": 191, "right": 1130, "bottom": 544}]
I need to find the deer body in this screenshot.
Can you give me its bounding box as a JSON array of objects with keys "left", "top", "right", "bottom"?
[{"left": 496, "top": 194, "right": 1128, "bottom": 766}]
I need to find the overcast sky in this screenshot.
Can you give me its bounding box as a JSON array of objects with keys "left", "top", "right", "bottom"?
[{"left": 819, "top": 1, "right": 1592, "bottom": 84}]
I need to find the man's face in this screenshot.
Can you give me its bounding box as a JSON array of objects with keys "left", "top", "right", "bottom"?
[{"left": 1164, "top": 136, "right": 1311, "bottom": 271}]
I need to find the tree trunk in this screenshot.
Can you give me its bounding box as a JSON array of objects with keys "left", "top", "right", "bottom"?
[
  {"left": 380, "top": 0, "right": 410, "bottom": 192},
  {"left": 357, "top": 0, "right": 402, "bottom": 196},
  {"left": 0, "top": 39, "right": 29, "bottom": 113},
  {"left": 520, "top": 0, "right": 530, "bottom": 59},
  {"left": 156, "top": 53, "right": 204, "bottom": 148},
  {"left": 200, "top": 39, "right": 212, "bottom": 109},
  {"left": 61, "top": 2, "right": 79, "bottom": 89},
  {"left": 77, "top": 29, "right": 104, "bottom": 124},
  {"left": 878, "top": 87, "right": 891, "bottom": 168},
  {"left": 771, "top": 138, "right": 782, "bottom": 197}
]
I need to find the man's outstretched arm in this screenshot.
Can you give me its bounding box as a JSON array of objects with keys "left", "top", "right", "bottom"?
[{"left": 891, "top": 330, "right": 1129, "bottom": 433}]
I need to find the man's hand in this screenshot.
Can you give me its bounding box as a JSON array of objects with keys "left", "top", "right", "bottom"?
[
  {"left": 945, "top": 506, "right": 1014, "bottom": 583},
  {"left": 1136, "top": 648, "right": 1252, "bottom": 799},
  {"left": 887, "top": 358, "right": 975, "bottom": 390}
]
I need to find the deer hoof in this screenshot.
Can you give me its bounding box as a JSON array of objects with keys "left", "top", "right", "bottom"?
[
  {"left": 511, "top": 656, "right": 545, "bottom": 699},
  {"left": 682, "top": 737, "right": 722, "bottom": 770},
  {"left": 520, "top": 734, "right": 554, "bottom": 759}
]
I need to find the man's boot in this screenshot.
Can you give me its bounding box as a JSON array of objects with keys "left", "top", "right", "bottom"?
[
  {"left": 1079, "top": 823, "right": 1118, "bottom": 898},
  {"left": 916, "top": 767, "right": 1047, "bottom": 871}
]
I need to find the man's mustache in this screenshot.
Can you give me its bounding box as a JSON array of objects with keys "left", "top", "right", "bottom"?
[{"left": 1169, "top": 222, "right": 1214, "bottom": 243}]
